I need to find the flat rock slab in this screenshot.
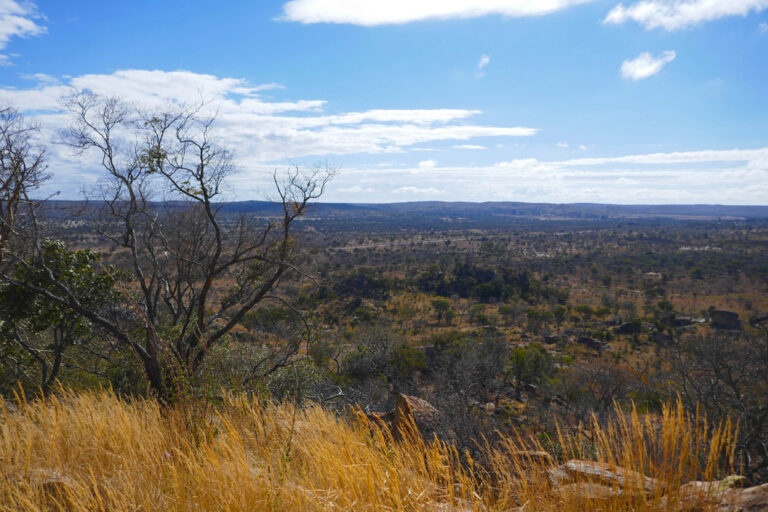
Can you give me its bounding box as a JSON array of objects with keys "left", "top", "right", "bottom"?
[{"left": 548, "top": 459, "right": 657, "bottom": 494}]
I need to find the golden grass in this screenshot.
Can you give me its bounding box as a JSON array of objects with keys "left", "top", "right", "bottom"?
[{"left": 0, "top": 390, "right": 739, "bottom": 511}]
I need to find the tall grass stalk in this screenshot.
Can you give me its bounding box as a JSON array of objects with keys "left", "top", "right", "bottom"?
[{"left": 0, "top": 390, "right": 738, "bottom": 511}]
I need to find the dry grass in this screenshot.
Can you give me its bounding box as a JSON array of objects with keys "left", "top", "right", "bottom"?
[{"left": 0, "top": 390, "right": 739, "bottom": 511}]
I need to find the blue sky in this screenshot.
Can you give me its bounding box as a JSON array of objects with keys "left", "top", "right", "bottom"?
[{"left": 0, "top": 0, "right": 767, "bottom": 204}]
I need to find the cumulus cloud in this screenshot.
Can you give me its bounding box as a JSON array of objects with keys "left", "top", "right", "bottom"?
[
  {"left": 281, "top": 0, "right": 594, "bottom": 25},
  {"left": 475, "top": 54, "right": 490, "bottom": 78},
  {"left": 620, "top": 50, "right": 676, "bottom": 80},
  {"left": 0, "top": 69, "right": 537, "bottom": 196},
  {"left": 454, "top": 144, "right": 486, "bottom": 150},
  {"left": 0, "top": 0, "right": 45, "bottom": 63},
  {"left": 604, "top": 0, "right": 768, "bottom": 31}
]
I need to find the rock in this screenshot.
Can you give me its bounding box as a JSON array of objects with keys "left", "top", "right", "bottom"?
[
  {"left": 393, "top": 394, "right": 456, "bottom": 444},
  {"left": 615, "top": 322, "right": 641, "bottom": 335},
  {"left": 654, "top": 332, "right": 676, "bottom": 345},
  {"left": 366, "top": 411, "right": 394, "bottom": 432},
  {"left": 26, "top": 469, "right": 76, "bottom": 508},
  {"left": 644, "top": 272, "right": 663, "bottom": 281},
  {"left": 724, "top": 482, "right": 768, "bottom": 511},
  {"left": 678, "top": 475, "right": 746, "bottom": 500},
  {"left": 671, "top": 478, "right": 766, "bottom": 512},
  {"left": 481, "top": 402, "right": 496, "bottom": 413},
  {"left": 1, "top": 399, "right": 18, "bottom": 415},
  {"left": 548, "top": 460, "right": 657, "bottom": 494},
  {"left": 670, "top": 317, "right": 694, "bottom": 327},
  {"left": 557, "top": 482, "right": 622, "bottom": 502},
  {"left": 711, "top": 310, "right": 741, "bottom": 330},
  {"left": 576, "top": 336, "right": 608, "bottom": 351}
]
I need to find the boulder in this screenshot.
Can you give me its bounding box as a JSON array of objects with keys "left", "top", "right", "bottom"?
[
  {"left": 724, "top": 482, "right": 768, "bottom": 511},
  {"left": 365, "top": 410, "right": 394, "bottom": 432},
  {"left": 670, "top": 317, "right": 694, "bottom": 327},
  {"left": 653, "top": 332, "right": 676, "bottom": 345},
  {"left": 26, "top": 469, "right": 76, "bottom": 508},
  {"left": 557, "top": 482, "right": 622, "bottom": 502},
  {"left": 615, "top": 322, "right": 641, "bottom": 335},
  {"left": 393, "top": 394, "right": 456, "bottom": 444},
  {"left": 576, "top": 336, "right": 608, "bottom": 352},
  {"left": 711, "top": 310, "right": 741, "bottom": 330},
  {"left": 548, "top": 460, "right": 657, "bottom": 494},
  {"left": 670, "top": 478, "right": 767, "bottom": 512}
]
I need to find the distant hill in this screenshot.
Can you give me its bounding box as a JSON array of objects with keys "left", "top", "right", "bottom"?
[
  {"left": 42, "top": 200, "right": 768, "bottom": 229},
  {"left": 218, "top": 200, "right": 768, "bottom": 220}
]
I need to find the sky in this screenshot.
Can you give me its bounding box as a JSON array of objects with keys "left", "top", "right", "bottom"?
[{"left": 0, "top": 0, "right": 767, "bottom": 204}]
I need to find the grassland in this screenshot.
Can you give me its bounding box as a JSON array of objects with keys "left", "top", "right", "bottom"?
[{"left": 1, "top": 390, "right": 740, "bottom": 512}]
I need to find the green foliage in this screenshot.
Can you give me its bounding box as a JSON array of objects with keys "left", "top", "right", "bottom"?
[
  {"left": 415, "top": 262, "right": 564, "bottom": 304},
  {"left": 430, "top": 297, "right": 453, "bottom": 324},
  {"left": 507, "top": 343, "right": 554, "bottom": 397},
  {"left": 388, "top": 343, "right": 427, "bottom": 381},
  {"left": 267, "top": 359, "right": 322, "bottom": 404},
  {"left": 1, "top": 240, "right": 122, "bottom": 333},
  {"left": 0, "top": 240, "right": 124, "bottom": 395}
]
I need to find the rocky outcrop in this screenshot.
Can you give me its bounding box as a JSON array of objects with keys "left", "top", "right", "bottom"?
[
  {"left": 711, "top": 310, "right": 741, "bottom": 330},
  {"left": 615, "top": 321, "right": 642, "bottom": 335},
  {"left": 548, "top": 460, "right": 657, "bottom": 494},
  {"left": 665, "top": 477, "right": 768, "bottom": 511},
  {"left": 367, "top": 394, "right": 457, "bottom": 444},
  {"left": 576, "top": 336, "right": 608, "bottom": 351},
  {"left": 547, "top": 461, "right": 768, "bottom": 511},
  {"left": 393, "top": 394, "right": 457, "bottom": 444},
  {"left": 557, "top": 482, "right": 623, "bottom": 501}
]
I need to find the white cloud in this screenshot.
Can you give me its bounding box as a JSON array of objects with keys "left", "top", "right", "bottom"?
[
  {"left": 559, "top": 147, "right": 768, "bottom": 167},
  {"left": 604, "top": 0, "right": 768, "bottom": 31},
  {"left": 760, "top": 21, "right": 768, "bottom": 31},
  {"left": 620, "top": 50, "right": 676, "bottom": 80},
  {"left": 0, "top": 0, "right": 45, "bottom": 63},
  {"left": 454, "top": 144, "right": 486, "bottom": 150},
  {"left": 338, "top": 185, "right": 375, "bottom": 193},
  {"left": 393, "top": 186, "right": 445, "bottom": 195},
  {"left": 475, "top": 54, "right": 490, "bottom": 78},
  {"left": 281, "top": 0, "right": 595, "bottom": 25},
  {"left": 0, "top": 69, "right": 537, "bottom": 196},
  {"left": 327, "top": 146, "right": 768, "bottom": 204},
  {"left": 556, "top": 142, "right": 569, "bottom": 148}
]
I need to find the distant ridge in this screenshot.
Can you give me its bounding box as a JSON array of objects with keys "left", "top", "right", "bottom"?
[
  {"left": 44, "top": 200, "right": 768, "bottom": 222},
  {"left": 218, "top": 200, "right": 768, "bottom": 220}
]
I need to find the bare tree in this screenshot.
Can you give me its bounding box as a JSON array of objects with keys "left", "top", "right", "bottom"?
[
  {"left": 663, "top": 330, "right": 768, "bottom": 482},
  {"left": 4, "top": 91, "right": 334, "bottom": 400},
  {"left": 0, "top": 106, "right": 48, "bottom": 267}
]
